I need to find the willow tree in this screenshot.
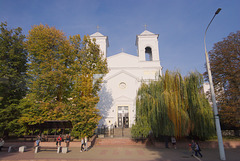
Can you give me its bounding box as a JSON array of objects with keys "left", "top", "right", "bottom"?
[
  {"left": 18, "top": 24, "right": 108, "bottom": 137},
  {"left": 134, "top": 70, "right": 190, "bottom": 138},
  {"left": 133, "top": 70, "right": 215, "bottom": 140},
  {"left": 185, "top": 72, "right": 215, "bottom": 139}
]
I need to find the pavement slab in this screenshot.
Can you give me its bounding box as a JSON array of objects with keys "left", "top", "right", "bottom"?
[{"left": 0, "top": 145, "right": 239, "bottom": 161}]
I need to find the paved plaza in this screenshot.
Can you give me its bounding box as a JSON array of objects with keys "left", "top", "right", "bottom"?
[{"left": 0, "top": 145, "right": 239, "bottom": 161}]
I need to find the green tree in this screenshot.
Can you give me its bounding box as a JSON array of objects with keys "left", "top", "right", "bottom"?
[
  {"left": 205, "top": 31, "right": 240, "bottom": 133},
  {"left": 133, "top": 70, "right": 215, "bottom": 140},
  {"left": 18, "top": 24, "right": 108, "bottom": 138},
  {"left": 134, "top": 71, "right": 190, "bottom": 138},
  {"left": 0, "top": 22, "right": 27, "bottom": 137},
  {"left": 19, "top": 24, "right": 72, "bottom": 126},
  {"left": 185, "top": 72, "right": 215, "bottom": 139},
  {"left": 67, "top": 35, "right": 108, "bottom": 137}
]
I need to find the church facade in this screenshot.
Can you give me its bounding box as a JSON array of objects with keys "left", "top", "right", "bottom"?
[{"left": 90, "top": 30, "right": 162, "bottom": 128}]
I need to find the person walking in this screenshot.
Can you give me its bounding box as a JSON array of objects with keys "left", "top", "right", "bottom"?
[
  {"left": 171, "top": 136, "right": 177, "bottom": 149},
  {"left": 84, "top": 136, "right": 88, "bottom": 151},
  {"left": 80, "top": 137, "right": 84, "bottom": 152},
  {"left": 190, "top": 140, "right": 196, "bottom": 156},
  {"left": 56, "top": 135, "right": 62, "bottom": 147},
  {"left": 195, "top": 142, "right": 203, "bottom": 157},
  {"left": 0, "top": 138, "right": 4, "bottom": 151},
  {"left": 164, "top": 136, "right": 169, "bottom": 148}
]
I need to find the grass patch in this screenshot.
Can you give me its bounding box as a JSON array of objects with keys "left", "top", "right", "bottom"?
[{"left": 207, "top": 135, "right": 240, "bottom": 141}]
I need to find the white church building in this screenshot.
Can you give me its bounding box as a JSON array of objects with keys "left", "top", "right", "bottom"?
[{"left": 90, "top": 30, "right": 162, "bottom": 128}]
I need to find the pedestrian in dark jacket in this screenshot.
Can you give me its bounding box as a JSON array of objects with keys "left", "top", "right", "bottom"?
[
  {"left": 195, "top": 142, "right": 203, "bottom": 157},
  {"left": 190, "top": 140, "right": 196, "bottom": 156}
]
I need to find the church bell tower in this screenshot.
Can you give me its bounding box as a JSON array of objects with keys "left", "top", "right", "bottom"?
[
  {"left": 136, "top": 30, "right": 160, "bottom": 62},
  {"left": 90, "top": 31, "right": 109, "bottom": 58}
]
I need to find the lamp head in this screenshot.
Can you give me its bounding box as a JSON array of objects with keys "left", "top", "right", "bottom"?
[{"left": 215, "top": 8, "right": 221, "bottom": 15}]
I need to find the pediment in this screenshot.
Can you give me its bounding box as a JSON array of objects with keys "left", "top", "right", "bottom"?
[
  {"left": 139, "top": 30, "right": 155, "bottom": 35},
  {"left": 107, "top": 52, "right": 139, "bottom": 68},
  {"left": 105, "top": 70, "right": 140, "bottom": 82},
  {"left": 108, "top": 52, "right": 138, "bottom": 60},
  {"left": 90, "top": 32, "right": 104, "bottom": 37}
]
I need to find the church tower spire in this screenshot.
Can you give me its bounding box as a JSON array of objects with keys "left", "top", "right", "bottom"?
[
  {"left": 136, "top": 30, "right": 160, "bottom": 62},
  {"left": 90, "top": 28, "right": 109, "bottom": 58}
]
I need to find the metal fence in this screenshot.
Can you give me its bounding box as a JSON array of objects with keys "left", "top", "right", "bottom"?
[{"left": 95, "top": 125, "right": 115, "bottom": 137}]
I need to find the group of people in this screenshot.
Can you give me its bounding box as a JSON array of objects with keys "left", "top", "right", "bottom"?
[
  {"left": 170, "top": 137, "right": 203, "bottom": 158},
  {"left": 35, "top": 134, "right": 71, "bottom": 147},
  {"left": 190, "top": 140, "right": 203, "bottom": 158},
  {"left": 35, "top": 134, "right": 88, "bottom": 152},
  {"left": 56, "top": 134, "right": 71, "bottom": 147},
  {"left": 56, "top": 134, "right": 89, "bottom": 152}
]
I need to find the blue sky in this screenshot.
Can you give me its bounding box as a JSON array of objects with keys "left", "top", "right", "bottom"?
[{"left": 1, "top": 0, "right": 239, "bottom": 76}]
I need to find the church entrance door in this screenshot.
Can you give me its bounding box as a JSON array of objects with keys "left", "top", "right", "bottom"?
[{"left": 117, "top": 106, "right": 129, "bottom": 128}]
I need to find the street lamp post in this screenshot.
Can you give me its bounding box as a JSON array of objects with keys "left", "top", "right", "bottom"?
[{"left": 204, "top": 8, "right": 226, "bottom": 160}]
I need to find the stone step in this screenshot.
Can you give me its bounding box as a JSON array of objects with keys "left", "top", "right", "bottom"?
[
  {"left": 113, "top": 128, "right": 132, "bottom": 137},
  {"left": 95, "top": 138, "right": 147, "bottom": 146}
]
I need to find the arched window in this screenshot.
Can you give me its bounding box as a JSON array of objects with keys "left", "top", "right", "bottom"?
[{"left": 145, "top": 47, "right": 152, "bottom": 61}]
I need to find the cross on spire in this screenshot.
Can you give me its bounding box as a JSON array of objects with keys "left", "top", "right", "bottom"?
[
  {"left": 121, "top": 48, "right": 124, "bottom": 52},
  {"left": 144, "top": 24, "right": 147, "bottom": 30},
  {"left": 97, "top": 25, "right": 100, "bottom": 32}
]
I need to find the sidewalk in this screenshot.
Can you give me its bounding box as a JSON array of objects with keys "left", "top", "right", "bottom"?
[{"left": 0, "top": 145, "right": 239, "bottom": 161}]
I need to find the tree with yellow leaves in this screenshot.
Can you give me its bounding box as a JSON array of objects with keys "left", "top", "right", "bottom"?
[{"left": 18, "top": 24, "right": 108, "bottom": 138}]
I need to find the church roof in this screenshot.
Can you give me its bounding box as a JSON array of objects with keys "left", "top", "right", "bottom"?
[
  {"left": 90, "top": 32, "right": 109, "bottom": 47},
  {"left": 139, "top": 30, "right": 155, "bottom": 35},
  {"left": 90, "top": 32, "right": 105, "bottom": 37},
  {"left": 108, "top": 52, "right": 138, "bottom": 59},
  {"left": 104, "top": 70, "right": 140, "bottom": 82},
  {"left": 107, "top": 52, "right": 139, "bottom": 68}
]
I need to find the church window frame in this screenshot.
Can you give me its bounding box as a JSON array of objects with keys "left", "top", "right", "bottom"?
[{"left": 145, "top": 46, "right": 153, "bottom": 61}]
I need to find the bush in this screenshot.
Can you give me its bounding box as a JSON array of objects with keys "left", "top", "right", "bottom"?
[{"left": 131, "top": 116, "right": 151, "bottom": 139}]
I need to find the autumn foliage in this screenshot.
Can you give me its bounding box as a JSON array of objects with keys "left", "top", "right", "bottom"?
[
  {"left": 132, "top": 71, "right": 215, "bottom": 140},
  {"left": 205, "top": 31, "right": 240, "bottom": 132},
  {"left": 18, "top": 24, "right": 108, "bottom": 138}
]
